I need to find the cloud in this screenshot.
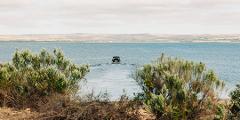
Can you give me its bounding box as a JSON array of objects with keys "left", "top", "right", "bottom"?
[{"left": 0, "top": 0, "right": 240, "bottom": 34}]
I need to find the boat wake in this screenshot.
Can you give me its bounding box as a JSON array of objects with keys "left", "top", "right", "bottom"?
[
  {"left": 90, "top": 63, "right": 136, "bottom": 67},
  {"left": 78, "top": 62, "right": 141, "bottom": 100}
]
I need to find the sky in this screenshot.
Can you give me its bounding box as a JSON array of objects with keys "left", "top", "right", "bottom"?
[{"left": 0, "top": 0, "right": 240, "bottom": 34}]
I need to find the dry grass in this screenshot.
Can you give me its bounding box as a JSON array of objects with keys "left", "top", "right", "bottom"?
[
  {"left": 0, "top": 94, "right": 231, "bottom": 120},
  {"left": 0, "top": 94, "right": 155, "bottom": 120},
  {"left": 36, "top": 95, "right": 155, "bottom": 120}
]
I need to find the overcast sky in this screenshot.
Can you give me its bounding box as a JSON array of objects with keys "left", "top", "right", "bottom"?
[{"left": 0, "top": 0, "right": 240, "bottom": 34}]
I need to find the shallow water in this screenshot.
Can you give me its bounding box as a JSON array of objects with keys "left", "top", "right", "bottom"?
[{"left": 0, "top": 42, "right": 239, "bottom": 99}]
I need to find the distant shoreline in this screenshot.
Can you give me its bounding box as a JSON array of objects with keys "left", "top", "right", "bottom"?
[
  {"left": 0, "top": 33, "right": 240, "bottom": 43},
  {"left": 0, "top": 40, "right": 239, "bottom": 43}
]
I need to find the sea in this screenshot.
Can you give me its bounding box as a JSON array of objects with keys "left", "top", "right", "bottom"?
[{"left": 0, "top": 42, "right": 239, "bottom": 99}]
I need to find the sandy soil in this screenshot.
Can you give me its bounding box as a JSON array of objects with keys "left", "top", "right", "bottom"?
[
  {"left": 0, "top": 107, "right": 38, "bottom": 120},
  {"left": 0, "top": 106, "right": 155, "bottom": 120}
]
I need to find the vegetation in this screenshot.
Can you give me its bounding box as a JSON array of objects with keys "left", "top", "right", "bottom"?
[
  {"left": 36, "top": 94, "right": 144, "bottom": 120},
  {"left": 0, "top": 49, "right": 239, "bottom": 120},
  {"left": 0, "top": 49, "right": 89, "bottom": 108},
  {"left": 135, "top": 54, "right": 225, "bottom": 119},
  {"left": 229, "top": 84, "right": 240, "bottom": 119},
  {"left": 0, "top": 49, "right": 147, "bottom": 120}
]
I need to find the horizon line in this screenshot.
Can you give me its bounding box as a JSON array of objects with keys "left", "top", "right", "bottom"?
[{"left": 1, "top": 33, "right": 240, "bottom": 36}]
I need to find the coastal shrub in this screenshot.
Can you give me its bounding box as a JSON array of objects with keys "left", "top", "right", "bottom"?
[
  {"left": 229, "top": 84, "right": 240, "bottom": 119},
  {"left": 135, "top": 54, "right": 225, "bottom": 119},
  {"left": 0, "top": 49, "right": 89, "bottom": 108},
  {"left": 215, "top": 104, "right": 227, "bottom": 120}
]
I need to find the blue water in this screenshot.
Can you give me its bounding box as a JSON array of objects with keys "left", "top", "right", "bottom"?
[{"left": 0, "top": 42, "right": 239, "bottom": 99}]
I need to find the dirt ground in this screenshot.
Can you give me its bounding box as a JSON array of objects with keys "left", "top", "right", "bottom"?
[
  {"left": 0, "top": 106, "right": 155, "bottom": 120},
  {"left": 0, "top": 107, "right": 38, "bottom": 120}
]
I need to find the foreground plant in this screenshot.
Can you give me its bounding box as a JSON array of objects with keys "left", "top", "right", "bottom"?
[
  {"left": 229, "top": 84, "right": 240, "bottom": 119},
  {"left": 135, "top": 54, "right": 225, "bottom": 119},
  {"left": 0, "top": 49, "right": 89, "bottom": 108}
]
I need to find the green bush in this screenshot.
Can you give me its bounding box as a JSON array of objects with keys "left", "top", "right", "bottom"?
[
  {"left": 229, "top": 84, "right": 240, "bottom": 119},
  {"left": 0, "top": 49, "right": 89, "bottom": 107},
  {"left": 135, "top": 54, "right": 225, "bottom": 119}
]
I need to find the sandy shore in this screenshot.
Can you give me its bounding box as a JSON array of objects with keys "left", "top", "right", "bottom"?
[{"left": 0, "top": 34, "right": 240, "bottom": 43}]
